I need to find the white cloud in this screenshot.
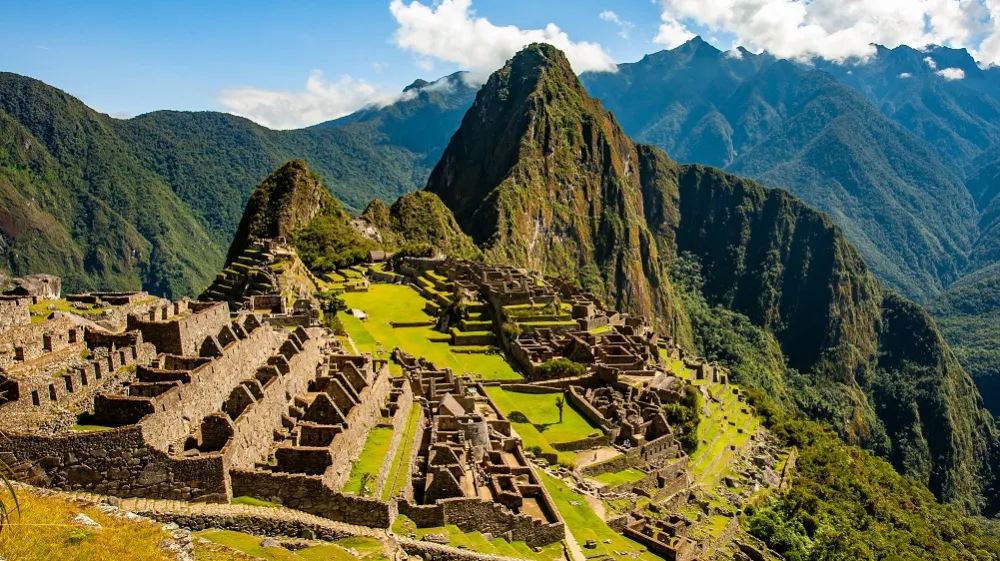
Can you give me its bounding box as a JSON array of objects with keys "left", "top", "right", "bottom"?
[
  {"left": 651, "top": 0, "right": 1000, "bottom": 65},
  {"left": 219, "top": 71, "right": 398, "bottom": 129},
  {"left": 726, "top": 48, "right": 743, "bottom": 59},
  {"left": 937, "top": 67, "right": 967, "bottom": 79},
  {"left": 372, "top": 62, "right": 389, "bottom": 73},
  {"left": 654, "top": 17, "right": 696, "bottom": 49},
  {"left": 389, "top": 0, "right": 617, "bottom": 79},
  {"left": 415, "top": 57, "right": 436, "bottom": 71},
  {"left": 600, "top": 10, "right": 635, "bottom": 39},
  {"left": 924, "top": 56, "right": 938, "bottom": 69},
  {"left": 899, "top": 72, "right": 913, "bottom": 78}
]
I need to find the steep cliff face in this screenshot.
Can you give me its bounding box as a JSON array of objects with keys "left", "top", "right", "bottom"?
[
  {"left": 426, "top": 43, "right": 680, "bottom": 326},
  {"left": 428, "top": 43, "right": 999, "bottom": 512},
  {"left": 225, "top": 160, "right": 345, "bottom": 263}
]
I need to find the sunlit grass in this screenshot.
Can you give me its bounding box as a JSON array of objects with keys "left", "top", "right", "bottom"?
[{"left": 0, "top": 490, "right": 171, "bottom": 561}]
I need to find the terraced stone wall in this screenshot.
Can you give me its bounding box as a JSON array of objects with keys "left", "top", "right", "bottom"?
[
  {"left": 222, "top": 332, "right": 323, "bottom": 469},
  {"left": 127, "top": 301, "right": 230, "bottom": 356},
  {"left": 326, "top": 362, "right": 393, "bottom": 490},
  {"left": 230, "top": 469, "right": 396, "bottom": 528},
  {"left": 137, "top": 324, "right": 281, "bottom": 450},
  {"left": 3, "top": 424, "right": 229, "bottom": 501}
]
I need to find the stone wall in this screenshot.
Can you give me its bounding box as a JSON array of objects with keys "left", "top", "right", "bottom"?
[
  {"left": 230, "top": 469, "right": 396, "bottom": 528},
  {"left": 222, "top": 333, "right": 323, "bottom": 469},
  {"left": 400, "top": 498, "right": 565, "bottom": 548},
  {"left": 1, "top": 342, "right": 154, "bottom": 412},
  {"left": 136, "top": 325, "right": 281, "bottom": 450},
  {"left": 127, "top": 301, "right": 230, "bottom": 356},
  {"left": 3, "top": 424, "right": 229, "bottom": 501},
  {"left": 0, "top": 297, "right": 30, "bottom": 328},
  {"left": 580, "top": 448, "right": 643, "bottom": 477},
  {"left": 551, "top": 435, "right": 608, "bottom": 452},
  {"left": 372, "top": 385, "right": 414, "bottom": 499},
  {"left": 399, "top": 540, "right": 529, "bottom": 561},
  {"left": 138, "top": 509, "right": 359, "bottom": 542},
  {"left": 326, "top": 364, "right": 392, "bottom": 490}
]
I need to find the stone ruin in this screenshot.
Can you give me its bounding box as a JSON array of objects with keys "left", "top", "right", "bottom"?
[
  {"left": 0, "top": 277, "right": 400, "bottom": 528},
  {"left": 394, "top": 350, "right": 566, "bottom": 548},
  {"left": 199, "top": 238, "right": 321, "bottom": 328}
]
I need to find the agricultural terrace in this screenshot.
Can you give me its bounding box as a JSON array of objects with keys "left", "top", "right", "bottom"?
[
  {"left": 391, "top": 516, "right": 563, "bottom": 561},
  {"left": 539, "top": 472, "right": 660, "bottom": 561},
  {"left": 195, "top": 529, "right": 387, "bottom": 561},
  {"left": 339, "top": 284, "right": 521, "bottom": 381},
  {"left": 343, "top": 427, "right": 395, "bottom": 495},
  {"left": 670, "top": 359, "right": 766, "bottom": 494}
]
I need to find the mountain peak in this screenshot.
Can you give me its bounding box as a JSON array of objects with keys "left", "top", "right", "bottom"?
[
  {"left": 224, "top": 159, "right": 342, "bottom": 264},
  {"left": 425, "top": 43, "right": 678, "bottom": 324},
  {"left": 403, "top": 78, "right": 431, "bottom": 93}
]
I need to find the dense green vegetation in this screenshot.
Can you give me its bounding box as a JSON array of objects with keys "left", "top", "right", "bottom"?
[
  {"left": 426, "top": 43, "right": 685, "bottom": 330},
  {"left": 532, "top": 357, "right": 585, "bottom": 381},
  {"left": 361, "top": 191, "right": 480, "bottom": 259},
  {"left": 745, "top": 393, "right": 1000, "bottom": 560},
  {"left": 930, "top": 274, "right": 1000, "bottom": 417},
  {"left": 423, "top": 43, "right": 1000, "bottom": 514}
]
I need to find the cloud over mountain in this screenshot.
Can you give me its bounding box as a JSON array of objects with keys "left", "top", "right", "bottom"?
[
  {"left": 219, "top": 71, "right": 398, "bottom": 130},
  {"left": 389, "top": 0, "right": 617, "bottom": 78},
  {"left": 653, "top": 0, "right": 1000, "bottom": 65}
]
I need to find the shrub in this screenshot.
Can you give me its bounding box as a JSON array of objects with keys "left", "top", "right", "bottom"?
[{"left": 533, "top": 358, "right": 585, "bottom": 381}]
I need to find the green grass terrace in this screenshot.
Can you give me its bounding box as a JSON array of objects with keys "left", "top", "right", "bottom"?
[{"left": 339, "top": 284, "right": 521, "bottom": 381}]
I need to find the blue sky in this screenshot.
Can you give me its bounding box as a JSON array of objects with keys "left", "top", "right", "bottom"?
[
  {"left": 5, "top": 0, "right": 997, "bottom": 128},
  {"left": 1, "top": 0, "right": 671, "bottom": 123}
]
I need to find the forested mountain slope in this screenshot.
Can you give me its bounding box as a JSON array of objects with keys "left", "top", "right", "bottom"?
[{"left": 0, "top": 71, "right": 473, "bottom": 296}]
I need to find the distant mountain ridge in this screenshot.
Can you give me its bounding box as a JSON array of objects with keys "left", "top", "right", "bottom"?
[{"left": 0, "top": 70, "right": 475, "bottom": 297}]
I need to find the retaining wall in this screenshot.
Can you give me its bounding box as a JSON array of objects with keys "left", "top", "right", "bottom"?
[
  {"left": 327, "top": 362, "right": 393, "bottom": 490},
  {"left": 3, "top": 424, "right": 229, "bottom": 501},
  {"left": 372, "top": 385, "right": 414, "bottom": 498},
  {"left": 136, "top": 325, "right": 281, "bottom": 450},
  {"left": 222, "top": 333, "right": 323, "bottom": 469},
  {"left": 230, "top": 469, "right": 396, "bottom": 528}
]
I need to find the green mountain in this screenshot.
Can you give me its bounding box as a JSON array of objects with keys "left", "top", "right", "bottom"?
[
  {"left": 223, "top": 160, "right": 348, "bottom": 264},
  {"left": 361, "top": 191, "right": 480, "bottom": 259},
  {"left": 0, "top": 71, "right": 474, "bottom": 297},
  {"left": 581, "top": 38, "right": 978, "bottom": 301},
  {"left": 426, "top": 43, "right": 683, "bottom": 327},
  {"left": 0, "top": 73, "right": 222, "bottom": 298},
  {"left": 429, "top": 43, "right": 1000, "bottom": 513},
  {"left": 813, "top": 44, "right": 1000, "bottom": 171}
]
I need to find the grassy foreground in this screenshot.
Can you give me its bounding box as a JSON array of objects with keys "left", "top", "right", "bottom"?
[{"left": 0, "top": 490, "right": 172, "bottom": 561}]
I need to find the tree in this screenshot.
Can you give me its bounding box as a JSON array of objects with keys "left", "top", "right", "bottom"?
[{"left": 555, "top": 396, "right": 565, "bottom": 423}]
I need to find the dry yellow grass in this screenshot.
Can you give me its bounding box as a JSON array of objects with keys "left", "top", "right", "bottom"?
[{"left": 0, "top": 490, "right": 172, "bottom": 561}]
